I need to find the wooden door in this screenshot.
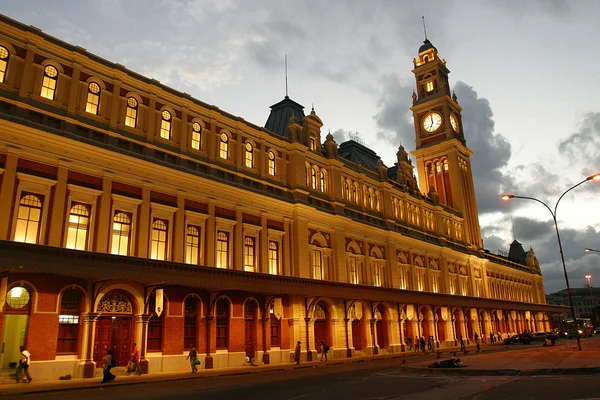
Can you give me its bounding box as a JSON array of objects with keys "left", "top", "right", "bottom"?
[
  {"left": 314, "top": 320, "right": 326, "bottom": 353},
  {"left": 376, "top": 320, "right": 385, "bottom": 348},
  {"left": 93, "top": 318, "right": 112, "bottom": 364},
  {"left": 351, "top": 320, "right": 362, "bottom": 350},
  {"left": 244, "top": 319, "right": 255, "bottom": 358},
  {"left": 112, "top": 318, "right": 132, "bottom": 366}
]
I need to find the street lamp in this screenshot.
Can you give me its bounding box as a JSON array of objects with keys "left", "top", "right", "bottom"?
[
  {"left": 585, "top": 248, "right": 600, "bottom": 253},
  {"left": 585, "top": 274, "right": 594, "bottom": 323},
  {"left": 501, "top": 173, "right": 600, "bottom": 351}
]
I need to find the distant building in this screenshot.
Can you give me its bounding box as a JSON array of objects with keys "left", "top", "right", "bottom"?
[
  {"left": 546, "top": 287, "right": 599, "bottom": 323},
  {"left": 0, "top": 15, "right": 566, "bottom": 382}
]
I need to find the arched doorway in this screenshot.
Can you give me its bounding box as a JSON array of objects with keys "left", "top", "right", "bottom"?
[
  {"left": 313, "top": 303, "right": 330, "bottom": 352},
  {"left": 244, "top": 300, "right": 258, "bottom": 359},
  {"left": 420, "top": 306, "right": 435, "bottom": 345},
  {"left": 453, "top": 308, "right": 466, "bottom": 342},
  {"left": 374, "top": 305, "right": 388, "bottom": 350},
  {"left": 350, "top": 302, "right": 364, "bottom": 351},
  {"left": 94, "top": 291, "right": 134, "bottom": 367},
  {"left": 435, "top": 308, "right": 446, "bottom": 344},
  {"left": 1, "top": 285, "right": 33, "bottom": 369}
]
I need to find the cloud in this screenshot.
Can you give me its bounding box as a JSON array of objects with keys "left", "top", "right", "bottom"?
[
  {"left": 373, "top": 73, "right": 415, "bottom": 150},
  {"left": 558, "top": 112, "right": 600, "bottom": 183}
]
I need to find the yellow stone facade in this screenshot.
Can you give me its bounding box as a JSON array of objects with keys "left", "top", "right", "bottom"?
[{"left": 0, "top": 15, "right": 565, "bottom": 382}]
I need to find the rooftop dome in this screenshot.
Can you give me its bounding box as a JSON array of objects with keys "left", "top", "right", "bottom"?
[{"left": 418, "top": 39, "right": 436, "bottom": 54}]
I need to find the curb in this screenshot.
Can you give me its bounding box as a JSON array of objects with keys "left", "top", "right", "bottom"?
[{"left": 401, "top": 366, "right": 600, "bottom": 377}]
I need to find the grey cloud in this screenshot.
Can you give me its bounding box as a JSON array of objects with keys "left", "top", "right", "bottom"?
[
  {"left": 331, "top": 128, "right": 350, "bottom": 144},
  {"left": 373, "top": 73, "right": 415, "bottom": 150},
  {"left": 558, "top": 112, "right": 600, "bottom": 185}
]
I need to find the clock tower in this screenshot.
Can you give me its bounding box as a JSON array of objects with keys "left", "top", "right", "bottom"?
[{"left": 410, "top": 39, "right": 482, "bottom": 248}]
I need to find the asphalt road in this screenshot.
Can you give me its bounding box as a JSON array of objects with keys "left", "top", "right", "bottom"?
[{"left": 12, "top": 355, "right": 600, "bottom": 400}]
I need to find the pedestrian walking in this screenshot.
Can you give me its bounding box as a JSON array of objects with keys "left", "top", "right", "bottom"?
[
  {"left": 101, "top": 350, "right": 116, "bottom": 384},
  {"left": 474, "top": 333, "right": 480, "bottom": 352},
  {"left": 419, "top": 336, "right": 426, "bottom": 352},
  {"left": 414, "top": 336, "right": 420, "bottom": 352},
  {"left": 15, "top": 345, "right": 32, "bottom": 383},
  {"left": 319, "top": 340, "right": 329, "bottom": 361},
  {"left": 407, "top": 337, "right": 413, "bottom": 351},
  {"left": 490, "top": 332, "right": 495, "bottom": 343},
  {"left": 127, "top": 343, "right": 142, "bottom": 376},
  {"left": 294, "top": 341, "right": 301, "bottom": 364},
  {"left": 427, "top": 336, "right": 434, "bottom": 351},
  {"left": 460, "top": 336, "right": 467, "bottom": 352},
  {"left": 186, "top": 344, "right": 199, "bottom": 373}
]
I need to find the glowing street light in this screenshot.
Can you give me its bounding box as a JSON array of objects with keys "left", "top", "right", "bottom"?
[
  {"left": 501, "top": 173, "right": 600, "bottom": 351},
  {"left": 585, "top": 248, "right": 600, "bottom": 253}
]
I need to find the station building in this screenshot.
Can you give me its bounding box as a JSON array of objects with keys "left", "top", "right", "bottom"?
[{"left": 0, "top": 15, "right": 565, "bottom": 381}]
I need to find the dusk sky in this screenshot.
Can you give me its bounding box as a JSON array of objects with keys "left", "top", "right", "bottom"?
[{"left": 3, "top": 0, "right": 599, "bottom": 293}]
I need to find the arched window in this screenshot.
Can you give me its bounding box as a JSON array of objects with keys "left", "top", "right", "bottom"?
[
  {"left": 111, "top": 212, "right": 131, "bottom": 256},
  {"left": 125, "top": 97, "right": 138, "bottom": 128},
  {"left": 312, "top": 249, "right": 323, "bottom": 280},
  {"left": 57, "top": 289, "right": 81, "bottom": 354},
  {"left": 269, "top": 302, "right": 280, "bottom": 347},
  {"left": 352, "top": 184, "right": 358, "bottom": 203},
  {"left": 311, "top": 168, "right": 317, "bottom": 190},
  {"left": 268, "top": 151, "right": 276, "bottom": 176},
  {"left": 184, "top": 296, "right": 198, "bottom": 349},
  {"left": 243, "top": 236, "right": 255, "bottom": 272},
  {"left": 85, "top": 82, "right": 101, "bottom": 115},
  {"left": 348, "top": 256, "right": 358, "bottom": 284},
  {"left": 147, "top": 294, "right": 163, "bottom": 351},
  {"left": 319, "top": 171, "right": 325, "bottom": 193},
  {"left": 344, "top": 182, "right": 350, "bottom": 201},
  {"left": 191, "top": 122, "right": 201, "bottom": 150},
  {"left": 245, "top": 142, "right": 254, "bottom": 168},
  {"left": 185, "top": 225, "right": 200, "bottom": 264},
  {"left": 443, "top": 159, "right": 449, "bottom": 171},
  {"left": 14, "top": 194, "right": 42, "bottom": 244},
  {"left": 219, "top": 133, "right": 229, "bottom": 159},
  {"left": 160, "top": 110, "right": 172, "bottom": 140},
  {"left": 216, "top": 231, "right": 228, "bottom": 269},
  {"left": 0, "top": 46, "right": 9, "bottom": 83},
  {"left": 66, "top": 203, "right": 90, "bottom": 250},
  {"left": 151, "top": 219, "right": 168, "bottom": 260},
  {"left": 6, "top": 286, "right": 31, "bottom": 311},
  {"left": 216, "top": 298, "right": 229, "bottom": 350},
  {"left": 41, "top": 65, "right": 58, "bottom": 100},
  {"left": 268, "top": 241, "right": 279, "bottom": 275}
]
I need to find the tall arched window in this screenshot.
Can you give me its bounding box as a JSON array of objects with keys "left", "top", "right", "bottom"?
[
  {"left": 57, "top": 289, "right": 81, "bottom": 354},
  {"left": 244, "top": 236, "right": 255, "bottom": 272},
  {"left": 344, "top": 182, "right": 350, "bottom": 201},
  {"left": 40, "top": 65, "right": 58, "bottom": 100},
  {"left": 269, "top": 302, "right": 280, "bottom": 347},
  {"left": 219, "top": 133, "right": 229, "bottom": 159},
  {"left": 111, "top": 212, "right": 131, "bottom": 256},
  {"left": 160, "top": 110, "right": 172, "bottom": 140},
  {"left": 352, "top": 184, "right": 358, "bottom": 203},
  {"left": 319, "top": 171, "right": 325, "bottom": 192},
  {"left": 85, "top": 82, "right": 101, "bottom": 114},
  {"left": 311, "top": 168, "right": 317, "bottom": 190},
  {"left": 216, "top": 298, "right": 229, "bottom": 350},
  {"left": 66, "top": 203, "right": 90, "bottom": 250},
  {"left": 125, "top": 97, "right": 138, "bottom": 128},
  {"left": 268, "top": 151, "right": 276, "bottom": 176},
  {"left": 185, "top": 226, "right": 200, "bottom": 264},
  {"left": 245, "top": 142, "right": 254, "bottom": 168},
  {"left": 184, "top": 296, "right": 198, "bottom": 349},
  {"left": 14, "top": 194, "right": 43, "bottom": 244},
  {"left": 191, "top": 122, "right": 202, "bottom": 150},
  {"left": 313, "top": 249, "right": 323, "bottom": 280},
  {"left": 0, "top": 46, "right": 9, "bottom": 83},
  {"left": 151, "top": 219, "right": 168, "bottom": 260},
  {"left": 268, "top": 241, "right": 279, "bottom": 275},
  {"left": 147, "top": 294, "right": 163, "bottom": 351},
  {"left": 216, "top": 231, "right": 228, "bottom": 269}
]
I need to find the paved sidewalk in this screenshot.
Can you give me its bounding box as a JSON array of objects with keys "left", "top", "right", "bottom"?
[{"left": 1, "top": 337, "right": 597, "bottom": 396}]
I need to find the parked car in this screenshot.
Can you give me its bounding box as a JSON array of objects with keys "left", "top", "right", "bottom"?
[
  {"left": 594, "top": 326, "right": 600, "bottom": 334},
  {"left": 532, "top": 332, "right": 549, "bottom": 340},
  {"left": 504, "top": 334, "right": 533, "bottom": 344}
]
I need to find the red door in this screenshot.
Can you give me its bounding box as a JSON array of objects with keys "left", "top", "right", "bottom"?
[
  {"left": 376, "top": 320, "right": 385, "bottom": 348},
  {"left": 93, "top": 317, "right": 132, "bottom": 367},
  {"left": 245, "top": 320, "right": 255, "bottom": 358},
  {"left": 352, "top": 320, "right": 362, "bottom": 350},
  {"left": 314, "top": 320, "right": 326, "bottom": 353},
  {"left": 93, "top": 318, "right": 112, "bottom": 364}
]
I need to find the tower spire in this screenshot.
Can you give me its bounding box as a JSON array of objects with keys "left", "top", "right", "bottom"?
[
  {"left": 422, "top": 16, "right": 428, "bottom": 41},
  {"left": 285, "top": 55, "right": 288, "bottom": 98}
]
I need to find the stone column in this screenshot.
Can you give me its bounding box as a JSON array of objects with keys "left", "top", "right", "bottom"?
[
  {"left": 137, "top": 185, "right": 151, "bottom": 258},
  {"left": 260, "top": 213, "right": 268, "bottom": 274},
  {"left": 173, "top": 193, "right": 185, "bottom": 263},
  {"left": 67, "top": 64, "right": 81, "bottom": 115},
  {"left": 0, "top": 152, "right": 18, "bottom": 240},
  {"left": 18, "top": 46, "right": 35, "bottom": 97},
  {"left": 234, "top": 209, "right": 243, "bottom": 270},
  {"left": 262, "top": 317, "right": 270, "bottom": 364},
  {"left": 94, "top": 173, "right": 112, "bottom": 252},
  {"left": 344, "top": 317, "right": 352, "bottom": 357},
  {"left": 304, "top": 317, "right": 313, "bottom": 361},
  {"left": 206, "top": 202, "right": 215, "bottom": 267},
  {"left": 82, "top": 312, "right": 100, "bottom": 378},
  {"left": 136, "top": 313, "right": 152, "bottom": 374},
  {"left": 48, "top": 165, "right": 68, "bottom": 246},
  {"left": 204, "top": 316, "right": 214, "bottom": 369}
]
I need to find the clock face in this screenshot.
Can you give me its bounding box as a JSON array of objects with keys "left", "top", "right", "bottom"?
[
  {"left": 422, "top": 112, "right": 442, "bottom": 133},
  {"left": 450, "top": 114, "right": 459, "bottom": 132}
]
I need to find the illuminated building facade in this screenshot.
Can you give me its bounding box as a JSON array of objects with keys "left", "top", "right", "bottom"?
[{"left": 0, "top": 16, "right": 564, "bottom": 381}]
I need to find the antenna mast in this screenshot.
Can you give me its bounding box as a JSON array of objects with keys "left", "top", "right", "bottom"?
[
  {"left": 422, "top": 16, "right": 428, "bottom": 40},
  {"left": 285, "top": 55, "right": 288, "bottom": 97}
]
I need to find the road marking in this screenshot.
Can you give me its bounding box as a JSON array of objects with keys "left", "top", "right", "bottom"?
[{"left": 287, "top": 395, "right": 308, "bottom": 400}]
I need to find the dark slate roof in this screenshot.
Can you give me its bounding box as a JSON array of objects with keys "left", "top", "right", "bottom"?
[
  {"left": 419, "top": 39, "right": 436, "bottom": 53},
  {"left": 507, "top": 239, "right": 527, "bottom": 265},
  {"left": 551, "top": 287, "right": 600, "bottom": 297},
  {"left": 264, "top": 96, "right": 305, "bottom": 136},
  {"left": 387, "top": 165, "right": 398, "bottom": 180},
  {"left": 338, "top": 140, "right": 381, "bottom": 171}
]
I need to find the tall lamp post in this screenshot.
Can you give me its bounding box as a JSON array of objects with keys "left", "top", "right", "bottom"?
[
  {"left": 585, "top": 248, "right": 600, "bottom": 254},
  {"left": 501, "top": 173, "right": 600, "bottom": 351},
  {"left": 585, "top": 274, "right": 594, "bottom": 324}
]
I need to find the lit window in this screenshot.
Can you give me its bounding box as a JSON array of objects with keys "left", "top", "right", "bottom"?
[
  {"left": 0, "top": 46, "right": 9, "bottom": 83},
  {"left": 319, "top": 171, "right": 325, "bottom": 192},
  {"left": 160, "top": 110, "right": 172, "bottom": 140},
  {"left": 310, "top": 136, "right": 316, "bottom": 150},
  {"left": 14, "top": 194, "right": 42, "bottom": 244},
  {"left": 85, "top": 82, "right": 101, "bottom": 114},
  {"left": 348, "top": 257, "right": 358, "bottom": 284},
  {"left": 125, "top": 97, "right": 138, "bottom": 128},
  {"left": 443, "top": 159, "right": 449, "bottom": 171},
  {"left": 65, "top": 203, "right": 90, "bottom": 250},
  {"left": 352, "top": 185, "right": 358, "bottom": 203},
  {"left": 344, "top": 182, "right": 350, "bottom": 200},
  {"left": 268, "top": 241, "right": 279, "bottom": 275},
  {"left": 216, "top": 299, "right": 229, "bottom": 350},
  {"left": 219, "top": 133, "right": 229, "bottom": 159},
  {"left": 151, "top": 219, "right": 168, "bottom": 260},
  {"left": 7, "top": 286, "right": 30, "bottom": 309},
  {"left": 313, "top": 249, "right": 323, "bottom": 280},
  {"left": 426, "top": 81, "right": 434, "bottom": 92},
  {"left": 57, "top": 289, "right": 81, "bottom": 354},
  {"left": 111, "top": 212, "right": 131, "bottom": 256},
  {"left": 185, "top": 225, "right": 200, "bottom": 264},
  {"left": 245, "top": 142, "right": 254, "bottom": 168},
  {"left": 147, "top": 295, "right": 163, "bottom": 351},
  {"left": 191, "top": 122, "right": 201, "bottom": 150},
  {"left": 268, "top": 151, "right": 276, "bottom": 176},
  {"left": 436, "top": 162, "right": 441, "bottom": 173},
  {"left": 311, "top": 168, "right": 317, "bottom": 190},
  {"left": 373, "top": 263, "right": 381, "bottom": 287},
  {"left": 216, "top": 231, "right": 228, "bottom": 268},
  {"left": 244, "top": 236, "right": 255, "bottom": 272},
  {"left": 269, "top": 303, "right": 280, "bottom": 346},
  {"left": 41, "top": 65, "right": 58, "bottom": 100}
]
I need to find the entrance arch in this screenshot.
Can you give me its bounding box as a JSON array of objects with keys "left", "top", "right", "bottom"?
[
  {"left": 1, "top": 284, "right": 35, "bottom": 369},
  {"left": 313, "top": 302, "right": 330, "bottom": 353},
  {"left": 374, "top": 304, "right": 388, "bottom": 350},
  {"left": 94, "top": 290, "right": 135, "bottom": 366},
  {"left": 244, "top": 299, "right": 258, "bottom": 359}
]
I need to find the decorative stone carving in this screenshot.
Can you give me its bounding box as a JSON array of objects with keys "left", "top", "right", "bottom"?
[{"left": 97, "top": 291, "right": 132, "bottom": 313}]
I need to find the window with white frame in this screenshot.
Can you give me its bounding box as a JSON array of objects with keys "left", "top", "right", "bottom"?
[
  {"left": 41, "top": 65, "right": 58, "bottom": 100},
  {"left": 311, "top": 168, "right": 317, "bottom": 190},
  {"left": 268, "top": 241, "right": 279, "bottom": 275},
  {"left": 151, "top": 219, "right": 168, "bottom": 260},
  {"left": 191, "top": 122, "right": 201, "bottom": 150},
  {"left": 319, "top": 171, "right": 325, "bottom": 193},
  {"left": 244, "top": 236, "right": 255, "bottom": 272},
  {"left": 160, "top": 110, "right": 172, "bottom": 140},
  {"left": 125, "top": 97, "right": 138, "bottom": 128},
  {"left": 344, "top": 182, "right": 350, "bottom": 201},
  {"left": 216, "top": 231, "right": 228, "bottom": 268},
  {"left": 185, "top": 225, "right": 200, "bottom": 264},
  {"left": 398, "top": 265, "right": 409, "bottom": 289},
  {"left": 312, "top": 249, "right": 323, "bottom": 280},
  {"left": 268, "top": 151, "right": 276, "bottom": 176},
  {"left": 0, "top": 46, "right": 9, "bottom": 83},
  {"left": 14, "top": 194, "right": 43, "bottom": 244},
  {"left": 348, "top": 256, "right": 358, "bottom": 284},
  {"left": 373, "top": 262, "right": 382, "bottom": 287},
  {"left": 245, "top": 142, "right": 254, "bottom": 168},
  {"left": 219, "top": 133, "right": 229, "bottom": 159},
  {"left": 65, "top": 203, "right": 90, "bottom": 250},
  {"left": 85, "top": 82, "right": 101, "bottom": 115},
  {"left": 111, "top": 212, "right": 131, "bottom": 256}
]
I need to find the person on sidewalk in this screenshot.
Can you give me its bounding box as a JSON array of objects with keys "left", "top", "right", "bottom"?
[
  {"left": 427, "top": 336, "right": 434, "bottom": 351},
  {"left": 460, "top": 336, "right": 467, "bottom": 352},
  {"left": 420, "top": 336, "right": 426, "bottom": 353},
  {"left": 319, "top": 340, "right": 329, "bottom": 361},
  {"left": 128, "top": 343, "right": 142, "bottom": 376},
  {"left": 294, "top": 341, "right": 301, "bottom": 364},
  {"left": 186, "top": 344, "right": 199, "bottom": 373},
  {"left": 474, "top": 333, "right": 480, "bottom": 352},
  {"left": 15, "top": 345, "right": 32, "bottom": 383},
  {"left": 407, "top": 337, "right": 413, "bottom": 351},
  {"left": 490, "top": 332, "right": 495, "bottom": 343},
  {"left": 414, "top": 336, "right": 420, "bottom": 352},
  {"left": 101, "top": 350, "right": 116, "bottom": 384}
]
